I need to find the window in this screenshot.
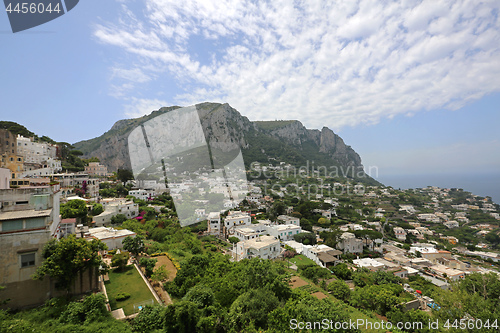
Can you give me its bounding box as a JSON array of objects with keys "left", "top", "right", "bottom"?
[
  {"left": 2, "top": 219, "right": 23, "bottom": 231},
  {"left": 20, "top": 253, "right": 36, "bottom": 268}
]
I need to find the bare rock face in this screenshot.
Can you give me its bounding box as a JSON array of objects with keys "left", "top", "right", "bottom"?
[{"left": 74, "top": 102, "right": 364, "bottom": 172}]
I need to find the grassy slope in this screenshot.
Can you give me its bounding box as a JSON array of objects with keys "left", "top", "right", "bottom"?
[{"left": 105, "top": 265, "right": 157, "bottom": 315}]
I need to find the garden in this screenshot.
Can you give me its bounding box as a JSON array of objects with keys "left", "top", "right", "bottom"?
[{"left": 105, "top": 265, "right": 157, "bottom": 316}]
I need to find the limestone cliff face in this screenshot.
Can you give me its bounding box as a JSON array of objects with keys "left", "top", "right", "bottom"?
[
  {"left": 254, "top": 120, "right": 363, "bottom": 168},
  {"left": 197, "top": 102, "right": 252, "bottom": 151},
  {"left": 74, "top": 102, "right": 364, "bottom": 172}
]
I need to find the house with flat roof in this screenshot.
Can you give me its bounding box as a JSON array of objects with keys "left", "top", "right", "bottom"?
[
  {"left": 207, "top": 212, "right": 221, "bottom": 235},
  {"left": 93, "top": 199, "right": 138, "bottom": 226},
  {"left": 0, "top": 186, "right": 83, "bottom": 309},
  {"left": 337, "top": 232, "right": 363, "bottom": 254},
  {"left": 86, "top": 227, "right": 136, "bottom": 250},
  {"left": 353, "top": 258, "right": 386, "bottom": 270},
  {"left": 233, "top": 235, "right": 280, "bottom": 261}
]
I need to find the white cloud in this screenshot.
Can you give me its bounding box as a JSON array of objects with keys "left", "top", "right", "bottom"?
[
  {"left": 94, "top": 0, "right": 500, "bottom": 130},
  {"left": 124, "top": 98, "right": 170, "bottom": 118},
  {"left": 111, "top": 67, "right": 151, "bottom": 83}
]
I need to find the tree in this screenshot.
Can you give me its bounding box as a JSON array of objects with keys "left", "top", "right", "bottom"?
[
  {"left": 293, "top": 232, "right": 317, "bottom": 245},
  {"left": 317, "top": 217, "right": 329, "bottom": 226},
  {"left": 91, "top": 203, "right": 104, "bottom": 216},
  {"left": 333, "top": 263, "right": 352, "bottom": 280},
  {"left": 60, "top": 199, "right": 88, "bottom": 220},
  {"left": 139, "top": 257, "right": 158, "bottom": 277},
  {"left": 228, "top": 236, "right": 239, "bottom": 244},
  {"left": 182, "top": 284, "right": 216, "bottom": 308},
  {"left": 117, "top": 169, "right": 134, "bottom": 184},
  {"left": 59, "top": 293, "right": 109, "bottom": 325},
  {"left": 132, "top": 305, "right": 166, "bottom": 333},
  {"left": 33, "top": 235, "right": 107, "bottom": 294},
  {"left": 328, "top": 279, "right": 351, "bottom": 302},
  {"left": 268, "top": 290, "right": 356, "bottom": 333},
  {"left": 111, "top": 251, "right": 130, "bottom": 271},
  {"left": 122, "top": 235, "right": 144, "bottom": 256},
  {"left": 151, "top": 265, "right": 169, "bottom": 286},
  {"left": 163, "top": 300, "right": 200, "bottom": 333},
  {"left": 111, "top": 214, "right": 127, "bottom": 225},
  {"left": 227, "top": 288, "right": 279, "bottom": 331},
  {"left": 485, "top": 232, "right": 500, "bottom": 246}
]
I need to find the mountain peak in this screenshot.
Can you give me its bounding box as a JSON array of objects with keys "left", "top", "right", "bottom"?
[{"left": 73, "top": 102, "right": 370, "bottom": 182}]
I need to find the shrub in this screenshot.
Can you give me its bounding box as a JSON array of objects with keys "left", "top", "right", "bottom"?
[
  {"left": 327, "top": 280, "right": 351, "bottom": 302},
  {"left": 132, "top": 305, "right": 165, "bottom": 333},
  {"left": 115, "top": 292, "right": 131, "bottom": 301},
  {"left": 59, "top": 293, "right": 108, "bottom": 324},
  {"left": 139, "top": 257, "right": 157, "bottom": 277}
]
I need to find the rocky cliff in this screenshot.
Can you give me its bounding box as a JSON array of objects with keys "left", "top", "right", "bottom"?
[{"left": 73, "top": 102, "right": 369, "bottom": 181}]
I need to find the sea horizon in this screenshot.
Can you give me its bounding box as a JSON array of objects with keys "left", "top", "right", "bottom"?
[{"left": 374, "top": 172, "right": 500, "bottom": 206}]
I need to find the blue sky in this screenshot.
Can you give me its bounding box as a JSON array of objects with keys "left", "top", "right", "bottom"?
[{"left": 1, "top": 0, "right": 499, "bottom": 184}]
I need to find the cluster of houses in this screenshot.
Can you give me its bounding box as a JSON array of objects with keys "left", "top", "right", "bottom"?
[{"left": 0, "top": 184, "right": 139, "bottom": 310}]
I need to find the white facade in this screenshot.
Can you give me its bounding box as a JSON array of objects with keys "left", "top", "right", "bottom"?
[
  {"left": 84, "top": 162, "right": 108, "bottom": 176},
  {"left": 20, "top": 158, "right": 62, "bottom": 177},
  {"left": 128, "top": 189, "right": 156, "bottom": 201},
  {"left": 233, "top": 225, "right": 267, "bottom": 241},
  {"left": 87, "top": 227, "right": 136, "bottom": 250},
  {"left": 302, "top": 244, "right": 341, "bottom": 268},
  {"left": 266, "top": 224, "right": 302, "bottom": 241},
  {"left": 234, "top": 235, "right": 280, "bottom": 261},
  {"left": 207, "top": 212, "right": 221, "bottom": 235},
  {"left": 277, "top": 215, "right": 300, "bottom": 226},
  {"left": 337, "top": 232, "right": 363, "bottom": 254},
  {"left": 224, "top": 211, "right": 252, "bottom": 234},
  {"left": 394, "top": 227, "right": 407, "bottom": 241},
  {"left": 16, "top": 135, "right": 57, "bottom": 164},
  {"left": 443, "top": 220, "right": 459, "bottom": 228},
  {"left": 93, "top": 199, "right": 139, "bottom": 226},
  {"left": 0, "top": 168, "right": 10, "bottom": 189}
]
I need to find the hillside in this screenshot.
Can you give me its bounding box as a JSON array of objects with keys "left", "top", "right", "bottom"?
[{"left": 73, "top": 102, "right": 378, "bottom": 184}]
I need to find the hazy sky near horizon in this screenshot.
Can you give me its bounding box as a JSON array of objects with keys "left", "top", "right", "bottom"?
[{"left": 1, "top": 0, "right": 499, "bottom": 177}]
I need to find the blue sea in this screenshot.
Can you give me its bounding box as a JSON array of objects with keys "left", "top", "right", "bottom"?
[{"left": 374, "top": 173, "right": 500, "bottom": 205}]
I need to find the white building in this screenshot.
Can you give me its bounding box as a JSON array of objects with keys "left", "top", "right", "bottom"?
[
  {"left": 443, "top": 220, "right": 459, "bottom": 228},
  {"left": 224, "top": 211, "right": 252, "bottom": 235},
  {"left": 93, "top": 199, "right": 139, "bottom": 226},
  {"left": 399, "top": 205, "right": 416, "bottom": 214},
  {"left": 128, "top": 189, "right": 156, "bottom": 201},
  {"left": 277, "top": 215, "right": 300, "bottom": 226},
  {"left": 394, "top": 227, "right": 407, "bottom": 241},
  {"left": 207, "top": 212, "right": 221, "bottom": 235},
  {"left": 337, "top": 232, "right": 363, "bottom": 254},
  {"left": 84, "top": 162, "right": 108, "bottom": 177},
  {"left": 417, "top": 213, "right": 441, "bottom": 223},
  {"left": 233, "top": 235, "right": 281, "bottom": 261},
  {"left": 0, "top": 186, "right": 62, "bottom": 309},
  {"left": 87, "top": 227, "right": 136, "bottom": 250},
  {"left": 233, "top": 224, "right": 268, "bottom": 241},
  {"left": 20, "top": 158, "right": 62, "bottom": 177},
  {"left": 0, "top": 167, "right": 10, "bottom": 189},
  {"left": 302, "top": 244, "right": 342, "bottom": 268},
  {"left": 266, "top": 224, "right": 302, "bottom": 241},
  {"left": 16, "top": 135, "right": 57, "bottom": 164},
  {"left": 353, "top": 258, "right": 386, "bottom": 270}
]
